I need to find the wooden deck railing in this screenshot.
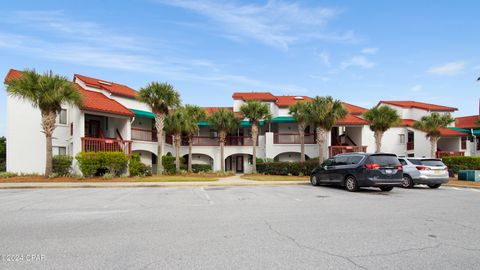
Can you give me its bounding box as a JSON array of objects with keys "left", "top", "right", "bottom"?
[
  {"left": 81, "top": 137, "right": 132, "bottom": 155},
  {"left": 178, "top": 136, "right": 257, "bottom": 146},
  {"left": 131, "top": 128, "right": 157, "bottom": 142},
  {"left": 435, "top": 151, "right": 464, "bottom": 158},
  {"left": 329, "top": 145, "right": 367, "bottom": 157},
  {"left": 273, "top": 133, "right": 316, "bottom": 144}
]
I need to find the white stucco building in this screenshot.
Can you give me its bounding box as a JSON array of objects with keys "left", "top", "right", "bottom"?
[{"left": 4, "top": 69, "right": 470, "bottom": 174}]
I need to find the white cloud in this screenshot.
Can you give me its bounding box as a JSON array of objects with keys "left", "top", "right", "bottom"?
[
  {"left": 428, "top": 61, "right": 466, "bottom": 75},
  {"left": 308, "top": 74, "right": 330, "bottom": 82},
  {"left": 157, "top": 0, "right": 357, "bottom": 50},
  {"left": 315, "top": 51, "right": 331, "bottom": 67},
  {"left": 410, "top": 84, "right": 423, "bottom": 92},
  {"left": 340, "top": 56, "right": 375, "bottom": 69},
  {"left": 361, "top": 47, "right": 378, "bottom": 54}
]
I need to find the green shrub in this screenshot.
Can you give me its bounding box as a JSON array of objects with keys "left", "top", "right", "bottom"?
[
  {"left": 0, "top": 172, "right": 17, "bottom": 178},
  {"left": 191, "top": 164, "right": 211, "bottom": 173},
  {"left": 129, "top": 154, "right": 152, "bottom": 177},
  {"left": 52, "top": 155, "right": 73, "bottom": 176},
  {"left": 256, "top": 161, "right": 318, "bottom": 176},
  {"left": 162, "top": 156, "right": 185, "bottom": 174},
  {"left": 442, "top": 156, "right": 480, "bottom": 173},
  {"left": 76, "top": 152, "right": 129, "bottom": 177},
  {"left": 102, "top": 173, "right": 114, "bottom": 180}
]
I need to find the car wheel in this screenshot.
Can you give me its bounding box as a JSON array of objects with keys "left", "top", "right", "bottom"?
[
  {"left": 402, "top": 175, "right": 414, "bottom": 188},
  {"left": 428, "top": 184, "right": 441, "bottom": 189},
  {"left": 380, "top": 186, "right": 394, "bottom": 192},
  {"left": 344, "top": 176, "right": 359, "bottom": 192},
  {"left": 310, "top": 175, "right": 319, "bottom": 186}
]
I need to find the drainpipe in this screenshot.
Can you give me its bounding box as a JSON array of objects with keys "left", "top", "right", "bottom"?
[{"left": 472, "top": 128, "right": 477, "bottom": 156}]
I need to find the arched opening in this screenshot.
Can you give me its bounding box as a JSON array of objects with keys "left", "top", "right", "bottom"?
[
  {"left": 273, "top": 152, "right": 309, "bottom": 162},
  {"left": 182, "top": 153, "right": 214, "bottom": 171},
  {"left": 132, "top": 150, "right": 158, "bottom": 174},
  {"left": 225, "top": 154, "right": 253, "bottom": 173}
]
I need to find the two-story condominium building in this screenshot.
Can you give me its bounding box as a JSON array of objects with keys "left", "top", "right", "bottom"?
[{"left": 4, "top": 69, "right": 470, "bottom": 175}]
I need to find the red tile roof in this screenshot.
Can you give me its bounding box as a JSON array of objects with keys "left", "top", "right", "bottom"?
[
  {"left": 455, "top": 115, "right": 480, "bottom": 129},
  {"left": 75, "top": 84, "right": 134, "bottom": 117},
  {"left": 232, "top": 92, "right": 277, "bottom": 101},
  {"left": 336, "top": 114, "right": 368, "bottom": 125},
  {"left": 4, "top": 69, "right": 23, "bottom": 83},
  {"left": 275, "top": 96, "right": 313, "bottom": 107},
  {"left": 343, "top": 102, "right": 368, "bottom": 115},
  {"left": 74, "top": 74, "right": 137, "bottom": 98},
  {"left": 400, "top": 119, "right": 465, "bottom": 137},
  {"left": 203, "top": 107, "right": 233, "bottom": 115},
  {"left": 379, "top": 101, "right": 457, "bottom": 111}
]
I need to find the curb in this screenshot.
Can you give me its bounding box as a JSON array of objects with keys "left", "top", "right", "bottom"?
[{"left": 444, "top": 184, "right": 480, "bottom": 189}]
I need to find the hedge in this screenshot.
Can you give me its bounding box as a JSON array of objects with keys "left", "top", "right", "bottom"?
[
  {"left": 442, "top": 156, "right": 480, "bottom": 173},
  {"left": 162, "top": 156, "right": 185, "bottom": 174},
  {"left": 52, "top": 155, "right": 73, "bottom": 176},
  {"left": 256, "top": 161, "right": 318, "bottom": 176},
  {"left": 76, "top": 152, "right": 129, "bottom": 177},
  {"left": 129, "top": 154, "right": 152, "bottom": 177},
  {"left": 191, "top": 164, "right": 211, "bottom": 173}
]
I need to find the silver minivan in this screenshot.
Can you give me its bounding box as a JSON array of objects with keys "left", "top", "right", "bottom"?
[{"left": 398, "top": 158, "right": 449, "bottom": 188}]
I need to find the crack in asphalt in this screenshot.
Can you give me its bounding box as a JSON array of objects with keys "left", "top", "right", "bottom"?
[
  {"left": 351, "top": 243, "right": 442, "bottom": 258},
  {"left": 264, "top": 220, "right": 368, "bottom": 270}
]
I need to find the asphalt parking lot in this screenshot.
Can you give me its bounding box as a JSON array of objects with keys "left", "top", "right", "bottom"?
[{"left": 0, "top": 185, "right": 479, "bottom": 270}]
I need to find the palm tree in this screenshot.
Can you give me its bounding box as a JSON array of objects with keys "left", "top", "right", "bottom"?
[
  {"left": 6, "top": 69, "right": 82, "bottom": 176},
  {"left": 239, "top": 100, "right": 271, "bottom": 173},
  {"left": 289, "top": 101, "right": 310, "bottom": 162},
  {"left": 164, "top": 108, "right": 186, "bottom": 172},
  {"left": 137, "top": 82, "right": 180, "bottom": 175},
  {"left": 363, "top": 106, "right": 401, "bottom": 153},
  {"left": 183, "top": 105, "right": 207, "bottom": 172},
  {"left": 307, "top": 96, "right": 347, "bottom": 164},
  {"left": 413, "top": 112, "right": 455, "bottom": 158},
  {"left": 209, "top": 109, "right": 239, "bottom": 172}
]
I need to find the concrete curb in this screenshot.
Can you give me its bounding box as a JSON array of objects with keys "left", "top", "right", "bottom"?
[{"left": 444, "top": 184, "right": 480, "bottom": 189}]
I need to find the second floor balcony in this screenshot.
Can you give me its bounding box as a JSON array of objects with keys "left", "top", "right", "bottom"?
[{"left": 273, "top": 133, "right": 316, "bottom": 144}]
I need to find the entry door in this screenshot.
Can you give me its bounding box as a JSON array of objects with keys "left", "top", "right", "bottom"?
[
  {"left": 88, "top": 120, "right": 101, "bottom": 138},
  {"left": 235, "top": 156, "right": 244, "bottom": 173}
]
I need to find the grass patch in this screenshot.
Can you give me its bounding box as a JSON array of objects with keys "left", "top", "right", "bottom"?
[
  {"left": 0, "top": 175, "right": 218, "bottom": 183},
  {"left": 131, "top": 176, "right": 218, "bottom": 182},
  {"left": 241, "top": 174, "right": 309, "bottom": 181}
]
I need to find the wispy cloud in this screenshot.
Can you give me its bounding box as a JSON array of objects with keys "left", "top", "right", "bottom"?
[
  {"left": 427, "top": 61, "right": 466, "bottom": 75},
  {"left": 340, "top": 56, "right": 375, "bottom": 69},
  {"left": 410, "top": 84, "right": 423, "bottom": 92},
  {"left": 361, "top": 47, "right": 378, "bottom": 54},
  {"left": 157, "top": 0, "right": 357, "bottom": 50},
  {"left": 315, "top": 50, "right": 331, "bottom": 67}
]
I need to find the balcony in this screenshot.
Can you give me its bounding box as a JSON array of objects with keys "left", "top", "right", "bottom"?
[
  {"left": 435, "top": 151, "right": 464, "bottom": 158},
  {"left": 179, "top": 136, "right": 257, "bottom": 146},
  {"left": 274, "top": 133, "right": 316, "bottom": 144},
  {"left": 329, "top": 145, "right": 367, "bottom": 157},
  {"left": 81, "top": 137, "right": 132, "bottom": 155},
  {"left": 131, "top": 128, "right": 157, "bottom": 142}
]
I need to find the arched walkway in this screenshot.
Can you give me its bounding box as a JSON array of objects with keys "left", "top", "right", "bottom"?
[
  {"left": 225, "top": 153, "right": 254, "bottom": 173},
  {"left": 273, "top": 152, "right": 309, "bottom": 162},
  {"left": 132, "top": 150, "right": 158, "bottom": 174},
  {"left": 182, "top": 153, "right": 214, "bottom": 171}
]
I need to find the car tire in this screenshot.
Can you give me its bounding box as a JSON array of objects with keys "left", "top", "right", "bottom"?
[
  {"left": 310, "top": 175, "right": 320, "bottom": 186},
  {"left": 380, "top": 186, "right": 394, "bottom": 192},
  {"left": 402, "top": 175, "right": 414, "bottom": 188},
  {"left": 344, "top": 176, "right": 359, "bottom": 192},
  {"left": 428, "top": 184, "right": 441, "bottom": 189}
]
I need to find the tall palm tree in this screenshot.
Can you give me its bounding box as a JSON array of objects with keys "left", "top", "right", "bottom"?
[
  {"left": 363, "top": 106, "right": 401, "bottom": 153},
  {"left": 289, "top": 101, "right": 310, "bottom": 162},
  {"left": 137, "top": 82, "right": 180, "bottom": 175},
  {"left": 209, "top": 109, "right": 239, "bottom": 172},
  {"left": 307, "top": 96, "right": 347, "bottom": 164},
  {"left": 413, "top": 112, "right": 455, "bottom": 158},
  {"left": 184, "top": 105, "right": 207, "bottom": 172},
  {"left": 6, "top": 69, "right": 82, "bottom": 176},
  {"left": 164, "top": 108, "right": 186, "bottom": 172},
  {"left": 239, "top": 100, "right": 271, "bottom": 173}
]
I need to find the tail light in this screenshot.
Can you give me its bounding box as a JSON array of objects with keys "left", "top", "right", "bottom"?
[
  {"left": 365, "top": 163, "right": 380, "bottom": 169},
  {"left": 416, "top": 166, "right": 430, "bottom": 170},
  {"left": 395, "top": 164, "right": 403, "bottom": 170}
]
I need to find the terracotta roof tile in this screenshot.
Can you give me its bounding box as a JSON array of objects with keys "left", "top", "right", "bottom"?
[
  {"left": 380, "top": 101, "right": 457, "bottom": 111},
  {"left": 232, "top": 92, "right": 277, "bottom": 101},
  {"left": 400, "top": 119, "right": 465, "bottom": 136},
  {"left": 202, "top": 107, "right": 233, "bottom": 116},
  {"left": 4, "top": 69, "right": 23, "bottom": 83},
  {"left": 455, "top": 115, "right": 480, "bottom": 129},
  {"left": 74, "top": 74, "right": 137, "bottom": 98},
  {"left": 75, "top": 84, "right": 134, "bottom": 117},
  {"left": 336, "top": 114, "right": 368, "bottom": 125},
  {"left": 343, "top": 102, "right": 368, "bottom": 115},
  {"left": 275, "top": 96, "right": 313, "bottom": 107}
]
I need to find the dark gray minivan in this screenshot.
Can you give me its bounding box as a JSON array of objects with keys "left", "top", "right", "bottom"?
[{"left": 310, "top": 153, "right": 404, "bottom": 192}]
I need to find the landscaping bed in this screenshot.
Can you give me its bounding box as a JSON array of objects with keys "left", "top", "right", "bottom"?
[{"left": 241, "top": 174, "right": 309, "bottom": 181}]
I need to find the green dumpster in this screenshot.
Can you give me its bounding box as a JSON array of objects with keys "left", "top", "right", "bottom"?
[{"left": 458, "top": 170, "right": 480, "bottom": 181}]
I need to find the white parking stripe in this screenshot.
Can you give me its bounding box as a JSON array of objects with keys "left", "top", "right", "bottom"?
[{"left": 199, "top": 187, "right": 214, "bottom": 205}]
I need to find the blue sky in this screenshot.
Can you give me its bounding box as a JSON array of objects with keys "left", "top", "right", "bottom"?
[{"left": 1, "top": 0, "right": 479, "bottom": 136}]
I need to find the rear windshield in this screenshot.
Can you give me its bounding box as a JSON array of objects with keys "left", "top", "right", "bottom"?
[
  {"left": 420, "top": 159, "right": 445, "bottom": 167},
  {"left": 367, "top": 155, "right": 399, "bottom": 167}
]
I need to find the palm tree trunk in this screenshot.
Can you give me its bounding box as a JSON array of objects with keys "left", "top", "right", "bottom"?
[
  {"left": 154, "top": 113, "right": 165, "bottom": 175},
  {"left": 374, "top": 131, "right": 384, "bottom": 153},
  {"left": 188, "top": 135, "right": 193, "bottom": 173},
  {"left": 251, "top": 124, "right": 258, "bottom": 173},
  {"left": 220, "top": 131, "right": 226, "bottom": 172},
  {"left": 175, "top": 133, "right": 181, "bottom": 172},
  {"left": 41, "top": 110, "right": 56, "bottom": 176},
  {"left": 298, "top": 123, "right": 305, "bottom": 162},
  {"left": 430, "top": 137, "right": 438, "bottom": 158},
  {"left": 316, "top": 127, "right": 327, "bottom": 165}
]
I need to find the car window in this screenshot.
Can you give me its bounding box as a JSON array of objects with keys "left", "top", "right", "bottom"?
[
  {"left": 322, "top": 158, "right": 334, "bottom": 167},
  {"left": 398, "top": 159, "right": 408, "bottom": 166},
  {"left": 420, "top": 159, "right": 445, "bottom": 167},
  {"left": 407, "top": 159, "right": 422, "bottom": 165},
  {"left": 334, "top": 156, "right": 349, "bottom": 166},
  {"left": 367, "top": 155, "right": 400, "bottom": 167},
  {"left": 347, "top": 156, "right": 363, "bottom": 164}
]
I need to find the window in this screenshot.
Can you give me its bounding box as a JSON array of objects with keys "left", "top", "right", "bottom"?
[
  {"left": 347, "top": 156, "right": 363, "bottom": 164},
  {"left": 398, "top": 159, "right": 408, "bottom": 166},
  {"left": 53, "top": 146, "right": 67, "bottom": 156},
  {"left": 461, "top": 137, "right": 467, "bottom": 150},
  {"left": 333, "top": 156, "right": 349, "bottom": 166},
  {"left": 399, "top": 134, "right": 405, "bottom": 144},
  {"left": 56, "top": 109, "right": 67, "bottom": 125}
]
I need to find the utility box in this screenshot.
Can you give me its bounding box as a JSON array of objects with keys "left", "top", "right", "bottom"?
[{"left": 458, "top": 170, "right": 480, "bottom": 181}]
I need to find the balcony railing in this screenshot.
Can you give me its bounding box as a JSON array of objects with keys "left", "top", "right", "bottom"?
[
  {"left": 436, "top": 151, "right": 464, "bottom": 158},
  {"left": 274, "top": 133, "right": 316, "bottom": 144},
  {"left": 406, "top": 141, "right": 414, "bottom": 151},
  {"left": 81, "top": 137, "right": 132, "bottom": 155},
  {"left": 329, "top": 145, "right": 367, "bottom": 157},
  {"left": 179, "top": 136, "right": 257, "bottom": 146},
  {"left": 131, "top": 128, "right": 157, "bottom": 142}
]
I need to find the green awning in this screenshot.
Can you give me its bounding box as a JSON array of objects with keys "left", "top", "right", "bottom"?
[
  {"left": 198, "top": 121, "right": 210, "bottom": 127},
  {"left": 241, "top": 120, "right": 265, "bottom": 127},
  {"left": 271, "top": 116, "right": 295, "bottom": 123},
  {"left": 130, "top": 109, "right": 155, "bottom": 119},
  {"left": 449, "top": 127, "right": 480, "bottom": 136}
]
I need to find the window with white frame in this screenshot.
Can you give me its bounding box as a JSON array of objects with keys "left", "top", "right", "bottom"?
[
  {"left": 53, "top": 146, "right": 67, "bottom": 156},
  {"left": 56, "top": 109, "right": 67, "bottom": 125},
  {"left": 399, "top": 134, "right": 406, "bottom": 144}
]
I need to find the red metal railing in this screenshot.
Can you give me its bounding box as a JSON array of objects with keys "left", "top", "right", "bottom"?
[
  {"left": 329, "top": 145, "right": 367, "bottom": 157},
  {"left": 435, "top": 151, "right": 464, "bottom": 158},
  {"left": 81, "top": 137, "right": 132, "bottom": 155},
  {"left": 274, "top": 133, "right": 316, "bottom": 144},
  {"left": 406, "top": 142, "right": 414, "bottom": 150},
  {"left": 131, "top": 128, "right": 157, "bottom": 142},
  {"left": 179, "top": 136, "right": 257, "bottom": 146}
]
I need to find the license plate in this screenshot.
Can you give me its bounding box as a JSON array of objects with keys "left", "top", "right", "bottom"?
[
  {"left": 385, "top": 169, "right": 393, "bottom": 174},
  {"left": 433, "top": 170, "right": 443, "bottom": 175}
]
